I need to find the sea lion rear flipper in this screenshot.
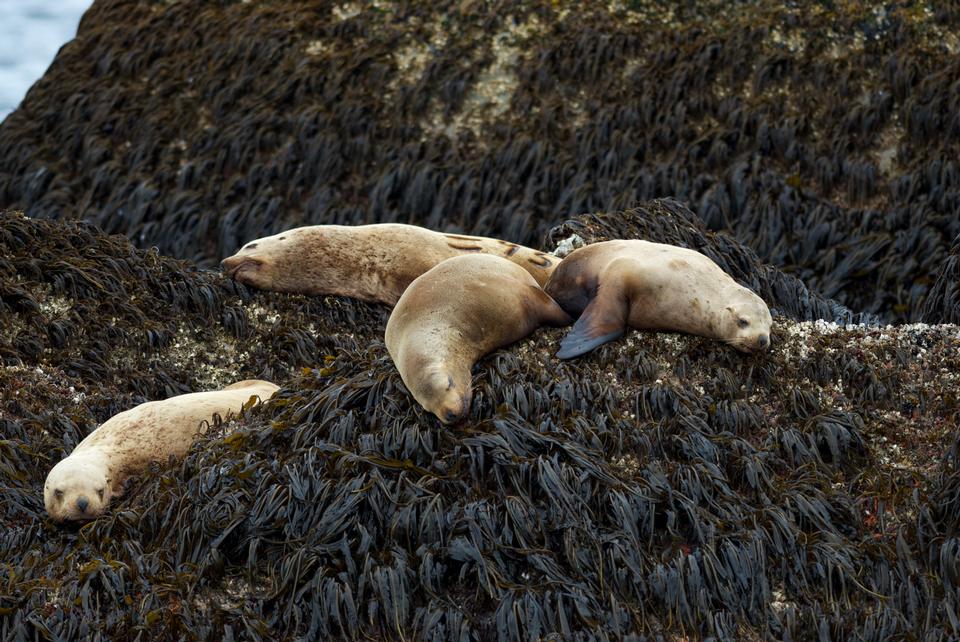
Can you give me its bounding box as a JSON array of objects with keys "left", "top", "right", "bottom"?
[{"left": 555, "top": 288, "right": 627, "bottom": 359}]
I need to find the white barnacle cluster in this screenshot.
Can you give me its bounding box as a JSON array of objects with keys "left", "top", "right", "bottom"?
[{"left": 553, "top": 234, "right": 586, "bottom": 258}]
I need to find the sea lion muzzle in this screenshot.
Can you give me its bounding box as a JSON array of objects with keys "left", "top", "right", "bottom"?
[{"left": 220, "top": 256, "right": 263, "bottom": 280}]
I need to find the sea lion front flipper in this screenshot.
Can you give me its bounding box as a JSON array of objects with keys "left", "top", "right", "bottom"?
[
  {"left": 555, "top": 287, "right": 627, "bottom": 359},
  {"left": 529, "top": 286, "right": 574, "bottom": 327}
]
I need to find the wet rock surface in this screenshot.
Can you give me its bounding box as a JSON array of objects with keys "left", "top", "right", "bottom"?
[
  {"left": 2, "top": 211, "right": 960, "bottom": 640},
  {"left": 2, "top": 1, "right": 960, "bottom": 321}
]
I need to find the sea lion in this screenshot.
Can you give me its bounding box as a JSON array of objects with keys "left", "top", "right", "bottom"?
[
  {"left": 385, "top": 254, "right": 571, "bottom": 424},
  {"left": 44, "top": 379, "right": 279, "bottom": 522},
  {"left": 544, "top": 240, "right": 772, "bottom": 358},
  {"left": 220, "top": 223, "right": 560, "bottom": 306}
]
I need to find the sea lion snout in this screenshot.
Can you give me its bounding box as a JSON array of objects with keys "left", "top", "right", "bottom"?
[
  {"left": 757, "top": 334, "right": 770, "bottom": 350},
  {"left": 221, "top": 255, "right": 264, "bottom": 281},
  {"left": 437, "top": 393, "right": 470, "bottom": 425},
  {"left": 76, "top": 496, "right": 90, "bottom": 513}
]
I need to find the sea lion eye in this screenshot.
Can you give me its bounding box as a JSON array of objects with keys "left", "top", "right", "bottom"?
[
  {"left": 54, "top": 489, "right": 64, "bottom": 500},
  {"left": 737, "top": 318, "right": 750, "bottom": 328},
  {"left": 97, "top": 488, "right": 105, "bottom": 500}
]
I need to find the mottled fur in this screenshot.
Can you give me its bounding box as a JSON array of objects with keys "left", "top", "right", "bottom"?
[
  {"left": 385, "top": 254, "right": 571, "bottom": 424},
  {"left": 44, "top": 380, "right": 279, "bottom": 522},
  {"left": 545, "top": 240, "right": 772, "bottom": 357},
  {"left": 221, "top": 224, "right": 560, "bottom": 305}
]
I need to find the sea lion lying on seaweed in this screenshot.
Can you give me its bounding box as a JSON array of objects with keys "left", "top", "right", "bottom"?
[
  {"left": 44, "top": 380, "right": 279, "bottom": 522},
  {"left": 221, "top": 223, "right": 560, "bottom": 306}
]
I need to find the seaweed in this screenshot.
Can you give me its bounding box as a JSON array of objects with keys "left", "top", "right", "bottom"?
[
  {"left": 1, "top": 1, "right": 960, "bottom": 320},
  {"left": 1, "top": 0, "right": 960, "bottom": 638},
  {"left": 2, "top": 211, "right": 959, "bottom": 640}
]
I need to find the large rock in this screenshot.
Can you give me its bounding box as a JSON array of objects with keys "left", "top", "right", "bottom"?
[
  {"left": 2, "top": 1, "right": 960, "bottom": 321},
  {"left": 546, "top": 198, "right": 877, "bottom": 325},
  {"left": 3, "top": 211, "right": 959, "bottom": 640}
]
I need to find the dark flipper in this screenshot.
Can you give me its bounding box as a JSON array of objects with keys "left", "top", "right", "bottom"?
[{"left": 555, "top": 287, "right": 628, "bottom": 359}]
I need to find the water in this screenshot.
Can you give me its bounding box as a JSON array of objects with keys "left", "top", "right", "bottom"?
[{"left": 0, "top": 0, "right": 92, "bottom": 119}]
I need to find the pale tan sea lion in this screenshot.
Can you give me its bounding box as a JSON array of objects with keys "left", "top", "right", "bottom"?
[
  {"left": 385, "top": 254, "right": 571, "bottom": 424},
  {"left": 220, "top": 223, "right": 560, "bottom": 306},
  {"left": 544, "top": 240, "right": 772, "bottom": 358},
  {"left": 44, "top": 379, "right": 279, "bottom": 522}
]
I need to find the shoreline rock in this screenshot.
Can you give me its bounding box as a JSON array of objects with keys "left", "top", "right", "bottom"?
[
  {"left": 3, "top": 211, "right": 959, "bottom": 639},
  {"left": 3, "top": 1, "right": 960, "bottom": 321}
]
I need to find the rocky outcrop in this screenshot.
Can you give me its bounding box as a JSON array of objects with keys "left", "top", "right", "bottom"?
[
  {"left": 3, "top": 0, "right": 960, "bottom": 639},
  {"left": 546, "top": 198, "right": 878, "bottom": 325},
  {"left": 2, "top": 1, "right": 960, "bottom": 321},
  {"left": 3, "top": 211, "right": 959, "bottom": 640}
]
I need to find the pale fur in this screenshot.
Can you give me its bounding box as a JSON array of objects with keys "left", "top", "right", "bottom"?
[
  {"left": 545, "top": 240, "right": 773, "bottom": 354},
  {"left": 44, "top": 380, "right": 279, "bottom": 522},
  {"left": 385, "top": 254, "right": 571, "bottom": 424},
  {"left": 221, "top": 223, "right": 560, "bottom": 306}
]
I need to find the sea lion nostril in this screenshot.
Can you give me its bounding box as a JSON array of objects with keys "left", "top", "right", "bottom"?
[
  {"left": 445, "top": 409, "right": 459, "bottom": 422},
  {"left": 220, "top": 257, "right": 261, "bottom": 280},
  {"left": 758, "top": 335, "right": 769, "bottom": 349},
  {"left": 76, "top": 497, "right": 89, "bottom": 513}
]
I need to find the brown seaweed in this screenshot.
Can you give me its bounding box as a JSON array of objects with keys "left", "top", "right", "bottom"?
[
  {"left": 2, "top": 211, "right": 959, "bottom": 640},
  {"left": 2, "top": 2, "right": 960, "bottom": 321}
]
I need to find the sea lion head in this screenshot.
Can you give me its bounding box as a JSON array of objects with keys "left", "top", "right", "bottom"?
[
  {"left": 412, "top": 366, "right": 472, "bottom": 425},
  {"left": 220, "top": 230, "right": 306, "bottom": 291},
  {"left": 721, "top": 288, "right": 773, "bottom": 353},
  {"left": 44, "top": 453, "right": 112, "bottom": 522}
]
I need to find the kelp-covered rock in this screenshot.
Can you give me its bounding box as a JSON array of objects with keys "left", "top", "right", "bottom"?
[
  {"left": 546, "top": 198, "right": 878, "bottom": 325},
  {"left": 1, "top": 1, "right": 960, "bottom": 321},
  {"left": 3, "top": 213, "right": 960, "bottom": 640},
  {"left": 923, "top": 233, "right": 960, "bottom": 324}
]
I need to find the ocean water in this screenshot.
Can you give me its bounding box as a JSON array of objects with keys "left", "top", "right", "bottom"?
[{"left": 0, "top": 0, "right": 92, "bottom": 119}]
